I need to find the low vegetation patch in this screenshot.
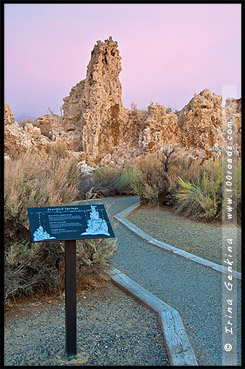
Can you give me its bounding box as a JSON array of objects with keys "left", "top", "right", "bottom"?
[
  {"left": 171, "top": 157, "right": 241, "bottom": 223},
  {"left": 78, "top": 150, "right": 241, "bottom": 224}
]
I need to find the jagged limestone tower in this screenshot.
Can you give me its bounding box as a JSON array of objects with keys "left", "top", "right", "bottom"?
[{"left": 62, "top": 37, "right": 126, "bottom": 164}]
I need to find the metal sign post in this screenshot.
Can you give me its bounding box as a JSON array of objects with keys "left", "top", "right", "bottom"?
[
  {"left": 65, "top": 239, "right": 77, "bottom": 357},
  {"left": 27, "top": 204, "right": 115, "bottom": 358}
]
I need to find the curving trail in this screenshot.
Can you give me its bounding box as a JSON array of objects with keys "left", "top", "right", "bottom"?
[{"left": 73, "top": 196, "right": 241, "bottom": 366}]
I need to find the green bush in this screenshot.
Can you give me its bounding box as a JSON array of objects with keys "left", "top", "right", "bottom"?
[
  {"left": 118, "top": 166, "right": 139, "bottom": 194},
  {"left": 128, "top": 154, "right": 172, "bottom": 205},
  {"left": 79, "top": 165, "right": 138, "bottom": 199},
  {"left": 4, "top": 237, "right": 117, "bottom": 304},
  {"left": 173, "top": 158, "right": 223, "bottom": 221},
  {"left": 93, "top": 166, "right": 122, "bottom": 193}
]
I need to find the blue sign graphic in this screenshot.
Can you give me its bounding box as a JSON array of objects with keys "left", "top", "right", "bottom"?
[{"left": 27, "top": 204, "right": 115, "bottom": 242}]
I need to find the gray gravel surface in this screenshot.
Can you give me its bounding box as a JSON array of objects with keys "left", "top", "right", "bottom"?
[
  {"left": 72, "top": 196, "right": 140, "bottom": 219},
  {"left": 127, "top": 205, "right": 241, "bottom": 272},
  {"left": 4, "top": 281, "right": 169, "bottom": 366}
]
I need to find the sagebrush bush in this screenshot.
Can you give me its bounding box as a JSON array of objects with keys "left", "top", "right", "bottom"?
[
  {"left": 4, "top": 237, "right": 117, "bottom": 303},
  {"left": 129, "top": 154, "right": 171, "bottom": 205},
  {"left": 172, "top": 158, "right": 230, "bottom": 222},
  {"left": 93, "top": 166, "right": 122, "bottom": 195},
  {"left": 4, "top": 151, "right": 80, "bottom": 242},
  {"left": 47, "top": 141, "right": 68, "bottom": 158},
  {"left": 19, "top": 119, "right": 33, "bottom": 128},
  {"left": 118, "top": 166, "right": 139, "bottom": 194},
  {"left": 79, "top": 165, "right": 137, "bottom": 199}
]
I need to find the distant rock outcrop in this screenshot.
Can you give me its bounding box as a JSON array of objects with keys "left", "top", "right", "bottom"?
[
  {"left": 140, "top": 104, "right": 180, "bottom": 151},
  {"left": 4, "top": 104, "right": 15, "bottom": 125},
  {"left": 4, "top": 37, "right": 241, "bottom": 165},
  {"left": 4, "top": 107, "right": 51, "bottom": 158},
  {"left": 178, "top": 89, "right": 224, "bottom": 152},
  {"left": 4, "top": 106, "right": 83, "bottom": 161}
]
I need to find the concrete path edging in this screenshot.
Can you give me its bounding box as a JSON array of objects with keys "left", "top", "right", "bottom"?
[
  {"left": 113, "top": 201, "right": 141, "bottom": 218},
  {"left": 114, "top": 203, "right": 241, "bottom": 280},
  {"left": 108, "top": 268, "right": 198, "bottom": 366}
]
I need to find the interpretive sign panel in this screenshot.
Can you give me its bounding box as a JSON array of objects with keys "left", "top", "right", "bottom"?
[
  {"left": 27, "top": 204, "right": 115, "bottom": 242},
  {"left": 27, "top": 203, "right": 115, "bottom": 357}
]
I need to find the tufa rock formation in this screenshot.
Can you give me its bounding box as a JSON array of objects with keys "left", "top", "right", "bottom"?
[
  {"left": 4, "top": 37, "right": 241, "bottom": 165},
  {"left": 140, "top": 104, "right": 180, "bottom": 151},
  {"left": 4, "top": 108, "right": 84, "bottom": 161},
  {"left": 62, "top": 37, "right": 127, "bottom": 164},
  {"left": 4, "top": 117, "right": 50, "bottom": 158},
  {"left": 178, "top": 89, "right": 224, "bottom": 151},
  {"left": 4, "top": 104, "right": 15, "bottom": 125}
]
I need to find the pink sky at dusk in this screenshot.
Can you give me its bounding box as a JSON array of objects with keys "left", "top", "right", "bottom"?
[{"left": 4, "top": 3, "right": 241, "bottom": 119}]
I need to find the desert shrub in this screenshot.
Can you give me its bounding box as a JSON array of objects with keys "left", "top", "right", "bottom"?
[
  {"left": 4, "top": 240, "right": 64, "bottom": 303},
  {"left": 80, "top": 166, "right": 123, "bottom": 198},
  {"left": 78, "top": 152, "right": 241, "bottom": 224},
  {"left": 93, "top": 166, "right": 122, "bottom": 189},
  {"left": 78, "top": 175, "right": 96, "bottom": 199},
  {"left": 119, "top": 166, "right": 139, "bottom": 194},
  {"left": 78, "top": 151, "right": 177, "bottom": 204},
  {"left": 78, "top": 166, "right": 122, "bottom": 199},
  {"left": 173, "top": 159, "right": 223, "bottom": 221},
  {"left": 165, "top": 106, "right": 172, "bottom": 113},
  {"left": 174, "top": 109, "right": 181, "bottom": 117},
  {"left": 77, "top": 237, "right": 117, "bottom": 267},
  {"left": 168, "top": 156, "right": 201, "bottom": 186},
  {"left": 4, "top": 237, "right": 117, "bottom": 304},
  {"left": 47, "top": 141, "right": 68, "bottom": 158},
  {"left": 171, "top": 157, "right": 241, "bottom": 223},
  {"left": 4, "top": 152, "right": 72, "bottom": 302},
  {"left": 129, "top": 154, "right": 172, "bottom": 205},
  {"left": 78, "top": 164, "right": 139, "bottom": 199},
  {"left": 4, "top": 151, "right": 80, "bottom": 241}
]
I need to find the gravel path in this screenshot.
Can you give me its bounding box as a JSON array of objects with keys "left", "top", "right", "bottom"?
[
  {"left": 4, "top": 281, "right": 169, "bottom": 366},
  {"left": 127, "top": 205, "right": 241, "bottom": 272},
  {"left": 72, "top": 196, "right": 140, "bottom": 219},
  {"left": 105, "top": 199, "right": 241, "bottom": 366}
]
